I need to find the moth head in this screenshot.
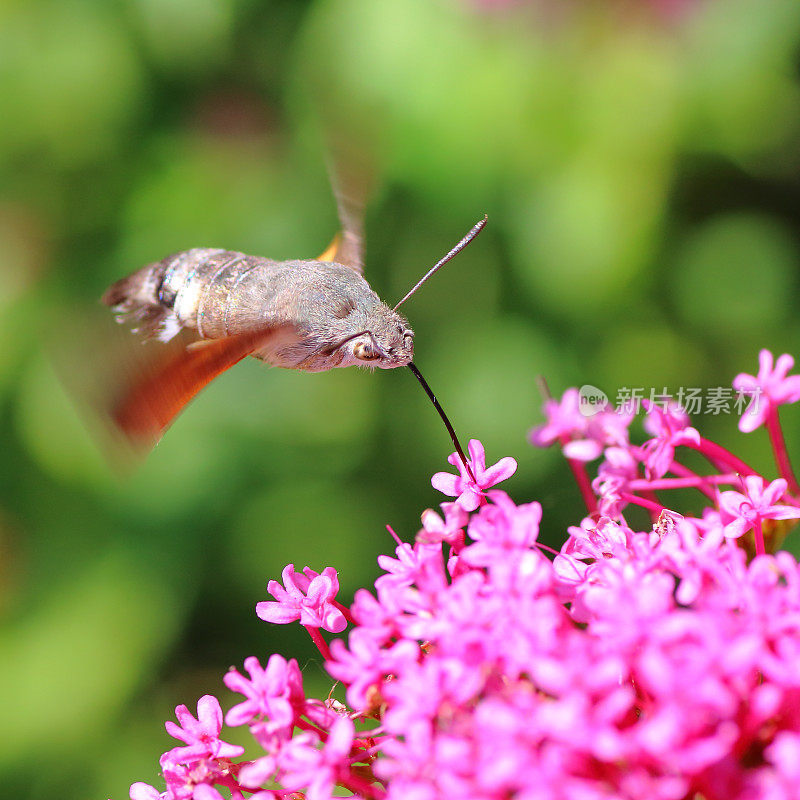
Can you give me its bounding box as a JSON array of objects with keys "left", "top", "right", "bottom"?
[{"left": 350, "top": 319, "right": 414, "bottom": 369}]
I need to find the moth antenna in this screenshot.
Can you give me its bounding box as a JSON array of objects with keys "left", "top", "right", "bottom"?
[
  {"left": 407, "top": 361, "right": 476, "bottom": 484},
  {"left": 393, "top": 215, "right": 488, "bottom": 311}
]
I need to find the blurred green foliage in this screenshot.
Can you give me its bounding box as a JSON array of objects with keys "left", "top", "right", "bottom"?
[{"left": 2, "top": 0, "right": 800, "bottom": 797}]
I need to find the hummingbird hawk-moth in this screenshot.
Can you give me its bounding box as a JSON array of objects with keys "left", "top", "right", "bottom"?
[{"left": 100, "top": 200, "right": 486, "bottom": 474}]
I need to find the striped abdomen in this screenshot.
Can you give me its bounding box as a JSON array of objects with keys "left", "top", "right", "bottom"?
[{"left": 103, "top": 248, "right": 288, "bottom": 342}]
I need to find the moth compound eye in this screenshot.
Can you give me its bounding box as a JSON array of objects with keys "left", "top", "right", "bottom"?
[{"left": 353, "top": 341, "right": 379, "bottom": 361}]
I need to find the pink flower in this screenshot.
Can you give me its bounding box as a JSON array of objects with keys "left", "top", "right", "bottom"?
[
  {"left": 162, "top": 695, "right": 244, "bottom": 767},
  {"left": 718, "top": 476, "right": 800, "bottom": 539},
  {"left": 733, "top": 350, "right": 800, "bottom": 432},
  {"left": 530, "top": 388, "right": 633, "bottom": 461},
  {"left": 431, "top": 438, "right": 517, "bottom": 511},
  {"left": 238, "top": 755, "right": 278, "bottom": 789},
  {"left": 129, "top": 784, "right": 163, "bottom": 800},
  {"left": 529, "top": 388, "right": 586, "bottom": 448},
  {"left": 223, "top": 655, "right": 304, "bottom": 735},
  {"left": 278, "top": 716, "right": 355, "bottom": 800},
  {"left": 641, "top": 400, "right": 700, "bottom": 479},
  {"left": 327, "top": 628, "right": 419, "bottom": 708},
  {"left": 157, "top": 761, "right": 206, "bottom": 800},
  {"left": 766, "top": 731, "right": 800, "bottom": 783},
  {"left": 571, "top": 404, "right": 633, "bottom": 461},
  {"left": 562, "top": 516, "right": 633, "bottom": 563},
  {"left": 350, "top": 587, "right": 400, "bottom": 640},
  {"left": 417, "top": 501, "right": 468, "bottom": 547},
  {"left": 462, "top": 490, "right": 542, "bottom": 565},
  {"left": 192, "top": 787, "right": 226, "bottom": 800},
  {"left": 375, "top": 541, "right": 447, "bottom": 596},
  {"left": 128, "top": 351, "right": 800, "bottom": 800},
  {"left": 256, "top": 565, "right": 346, "bottom": 633}
]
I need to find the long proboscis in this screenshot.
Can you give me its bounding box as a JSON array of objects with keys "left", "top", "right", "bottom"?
[
  {"left": 407, "top": 361, "right": 476, "bottom": 484},
  {"left": 393, "top": 215, "right": 488, "bottom": 311}
]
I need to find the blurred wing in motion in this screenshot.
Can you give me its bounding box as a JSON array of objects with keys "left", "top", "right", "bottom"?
[
  {"left": 53, "top": 310, "right": 298, "bottom": 458},
  {"left": 326, "top": 174, "right": 364, "bottom": 272},
  {"left": 111, "top": 326, "right": 296, "bottom": 449},
  {"left": 322, "top": 135, "right": 382, "bottom": 274},
  {"left": 316, "top": 226, "right": 361, "bottom": 271}
]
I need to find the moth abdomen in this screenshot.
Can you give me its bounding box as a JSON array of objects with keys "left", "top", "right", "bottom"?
[
  {"left": 102, "top": 259, "right": 173, "bottom": 339},
  {"left": 103, "top": 248, "right": 254, "bottom": 341},
  {"left": 195, "top": 252, "right": 268, "bottom": 339}
]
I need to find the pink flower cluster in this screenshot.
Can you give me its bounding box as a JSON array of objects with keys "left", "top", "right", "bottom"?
[{"left": 131, "top": 350, "right": 800, "bottom": 800}]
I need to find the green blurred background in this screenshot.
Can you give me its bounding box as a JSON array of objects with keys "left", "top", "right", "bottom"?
[{"left": 2, "top": 0, "right": 800, "bottom": 796}]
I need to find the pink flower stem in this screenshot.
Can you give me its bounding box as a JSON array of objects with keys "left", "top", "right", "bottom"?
[
  {"left": 296, "top": 718, "right": 329, "bottom": 738},
  {"left": 754, "top": 517, "right": 766, "bottom": 557},
  {"left": 385, "top": 525, "right": 403, "bottom": 545},
  {"left": 620, "top": 492, "right": 666, "bottom": 515},
  {"left": 226, "top": 777, "right": 272, "bottom": 797},
  {"left": 765, "top": 406, "right": 800, "bottom": 496},
  {"left": 664, "top": 460, "right": 721, "bottom": 501},
  {"left": 218, "top": 777, "right": 246, "bottom": 794},
  {"left": 558, "top": 436, "right": 597, "bottom": 515},
  {"left": 305, "top": 626, "right": 331, "bottom": 661},
  {"left": 688, "top": 437, "right": 759, "bottom": 478},
  {"left": 340, "top": 770, "right": 384, "bottom": 799},
  {"left": 638, "top": 483, "right": 663, "bottom": 524},
  {"left": 535, "top": 541, "right": 563, "bottom": 558},
  {"left": 628, "top": 472, "right": 738, "bottom": 494}
]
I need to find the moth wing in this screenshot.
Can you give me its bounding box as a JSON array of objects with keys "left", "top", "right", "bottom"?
[
  {"left": 109, "top": 325, "right": 299, "bottom": 451},
  {"left": 316, "top": 229, "right": 361, "bottom": 271},
  {"left": 315, "top": 182, "right": 363, "bottom": 273},
  {"left": 53, "top": 309, "right": 298, "bottom": 459},
  {"left": 322, "top": 152, "right": 373, "bottom": 274}
]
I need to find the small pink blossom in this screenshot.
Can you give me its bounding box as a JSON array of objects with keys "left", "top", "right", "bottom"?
[
  {"left": 129, "top": 783, "right": 163, "bottom": 800},
  {"left": 223, "top": 655, "right": 304, "bottom": 735},
  {"left": 327, "top": 628, "right": 419, "bottom": 708},
  {"left": 569, "top": 403, "right": 633, "bottom": 461},
  {"left": 641, "top": 400, "right": 700, "bottom": 479},
  {"left": 417, "top": 501, "right": 468, "bottom": 547},
  {"left": 530, "top": 388, "right": 633, "bottom": 462},
  {"left": 192, "top": 787, "right": 226, "bottom": 800},
  {"left": 766, "top": 731, "right": 800, "bottom": 783},
  {"left": 596, "top": 445, "right": 640, "bottom": 485},
  {"left": 158, "top": 761, "right": 209, "bottom": 800},
  {"left": 431, "top": 438, "right": 517, "bottom": 511},
  {"left": 375, "top": 540, "right": 447, "bottom": 596},
  {"left": 256, "top": 565, "right": 346, "bottom": 633},
  {"left": 163, "top": 695, "right": 244, "bottom": 767},
  {"left": 718, "top": 476, "right": 800, "bottom": 539},
  {"left": 350, "top": 587, "right": 400, "bottom": 640},
  {"left": 562, "top": 516, "right": 633, "bottom": 563},
  {"left": 733, "top": 350, "right": 800, "bottom": 432},
  {"left": 278, "top": 716, "right": 356, "bottom": 800},
  {"left": 529, "top": 388, "right": 586, "bottom": 447},
  {"left": 238, "top": 755, "right": 278, "bottom": 790},
  {"left": 462, "top": 490, "right": 542, "bottom": 567}
]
